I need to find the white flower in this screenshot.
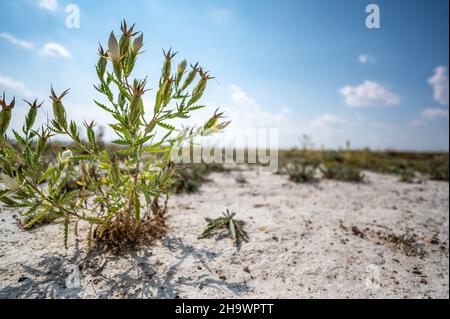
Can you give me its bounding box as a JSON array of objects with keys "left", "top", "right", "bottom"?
[{"left": 0, "top": 173, "right": 20, "bottom": 191}]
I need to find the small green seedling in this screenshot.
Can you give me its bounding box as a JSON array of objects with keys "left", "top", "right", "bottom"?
[{"left": 199, "top": 209, "right": 248, "bottom": 244}]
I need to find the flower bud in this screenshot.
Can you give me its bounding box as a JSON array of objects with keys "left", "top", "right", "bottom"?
[
  {"left": 0, "top": 93, "right": 15, "bottom": 136},
  {"left": 50, "top": 87, "right": 69, "bottom": 129},
  {"left": 109, "top": 153, "right": 121, "bottom": 186},
  {"left": 129, "top": 80, "right": 146, "bottom": 126},
  {"left": 177, "top": 60, "right": 187, "bottom": 74},
  {"left": 96, "top": 45, "right": 108, "bottom": 79},
  {"left": 108, "top": 31, "right": 120, "bottom": 62},
  {"left": 181, "top": 63, "right": 199, "bottom": 91},
  {"left": 24, "top": 99, "right": 43, "bottom": 131},
  {"left": 61, "top": 149, "right": 73, "bottom": 162},
  {"left": 131, "top": 33, "right": 144, "bottom": 56},
  {"left": 162, "top": 49, "right": 176, "bottom": 81}
]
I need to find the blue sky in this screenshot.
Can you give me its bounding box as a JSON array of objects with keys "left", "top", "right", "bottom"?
[{"left": 0, "top": 0, "right": 448, "bottom": 150}]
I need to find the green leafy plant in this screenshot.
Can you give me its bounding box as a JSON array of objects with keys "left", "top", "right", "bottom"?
[
  {"left": 0, "top": 20, "right": 230, "bottom": 249},
  {"left": 286, "top": 159, "right": 319, "bottom": 183},
  {"left": 173, "top": 163, "right": 210, "bottom": 193},
  {"left": 199, "top": 209, "right": 248, "bottom": 244},
  {"left": 396, "top": 167, "right": 416, "bottom": 183},
  {"left": 321, "top": 163, "right": 364, "bottom": 182}
]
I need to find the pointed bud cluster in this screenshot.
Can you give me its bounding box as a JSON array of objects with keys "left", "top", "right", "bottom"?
[
  {"left": 180, "top": 63, "right": 199, "bottom": 91},
  {"left": 0, "top": 92, "right": 15, "bottom": 136},
  {"left": 129, "top": 80, "right": 147, "bottom": 126},
  {"left": 162, "top": 48, "right": 177, "bottom": 81},
  {"left": 23, "top": 99, "right": 43, "bottom": 131},
  {"left": 188, "top": 68, "right": 214, "bottom": 106},
  {"left": 0, "top": 92, "right": 15, "bottom": 111},
  {"left": 119, "top": 20, "right": 138, "bottom": 57},
  {"left": 203, "top": 108, "right": 230, "bottom": 134},
  {"left": 50, "top": 86, "right": 70, "bottom": 129},
  {"left": 96, "top": 44, "right": 108, "bottom": 79}
]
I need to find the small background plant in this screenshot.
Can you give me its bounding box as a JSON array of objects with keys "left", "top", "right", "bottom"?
[
  {"left": 320, "top": 163, "right": 365, "bottom": 182},
  {"left": 286, "top": 159, "right": 319, "bottom": 183},
  {"left": 199, "top": 209, "right": 248, "bottom": 245}
]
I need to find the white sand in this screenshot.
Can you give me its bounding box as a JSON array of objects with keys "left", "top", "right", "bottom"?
[{"left": 0, "top": 169, "right": 448, "bottom": 299}]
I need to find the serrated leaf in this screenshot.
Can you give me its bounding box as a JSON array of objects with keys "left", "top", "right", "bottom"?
[
  {"left": 157, "top": 122, "right": 176, "bottom": 131},
  {"left": 12, "top": 130, "right": 26, "bottom": 146},
  {"left": 94, "top": 100, "right": 115, "bottom": 114},
  {"left": 24, "top": 207, "right": 50, "bottom": 229}
]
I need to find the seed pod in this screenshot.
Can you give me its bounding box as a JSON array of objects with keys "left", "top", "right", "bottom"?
[
  {"left": 50, "top": 87, "right": 70, "bottom": 129},
  {"left": 119, "top": 35, "right": 130, "bottom": 59},
  {"left": 129, "top": 95, "right": 143, "bottom": 126},
  {"left": 188, "top": 69, "right": 214, "bottom": 106},
  {"left": 0, "top": 109, "right": 12, "bottom": 136},
  {"left": 0, "top": 93, "right": 15, "bottom": 136},
  {"left": 161, "top": 78, "right": 173, "bottom": 103},
  {"left": 109, "top": 153, "right": 120, "bottom": 186},
  {"left": 96, "top": 45, "right": 108, "bottom": 79},
  {"left": 23, "top": 99, "right": 43, "bottom": 131},
  {"left": 129, "top": 81, "right": 146, "bottom": 126},
  {"left": 162, "top": 49, "right": 177, "bottom": 81},
  {"left": 181, "top": 63, "right": 199, "bottom": 91}
]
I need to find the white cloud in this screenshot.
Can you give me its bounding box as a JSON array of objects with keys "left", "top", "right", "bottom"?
[
  {"left": 422, "top": 107, "right": 449, "bottom": 120},
  {"left": 411, "top": 107, "right": 449, "bottom": 127},
  {"left": 220, "top": 85, "right": 300, "bottom": 148},
  {"left": 230, "top": 84, "right": 260, "bottom": 111},
  {"left": 358, "top": 54, "right": 376, "bottom": 64},
  {"left": 428, "top": 66, "right": 449, "bottom": 106},
  {"left": 40, "top": 42, "right": 71, "bottom": 59},
  {"left": 309, "top": 114, "right": 345, "bottom": 128},
  {"left": 0, "top": 32, "right": 34, "bottom": 49},
  {"left": 38, "top": 0, "right": 58, "bottom": 12},
  {"left": 339, "top": 80, "right": 401, "bottom": 107},
  {"left": 0, "top": 75, "right": 33, "bottom": 97},
  {"left": 281, "top": 107, "right": 291, "bottom": 114}
]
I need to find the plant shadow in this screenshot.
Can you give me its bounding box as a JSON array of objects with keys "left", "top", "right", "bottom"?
[{"left": 0, "top": 236, "right": 251, "bottom": 299}]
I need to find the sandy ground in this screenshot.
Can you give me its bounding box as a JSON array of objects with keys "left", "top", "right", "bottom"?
[{"left": 0, "top": 169, "right": 448, "bottom": 299}]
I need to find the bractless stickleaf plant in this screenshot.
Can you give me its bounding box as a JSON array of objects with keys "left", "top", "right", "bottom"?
[{"left": 0, "top": 20, "right": 230, "bottom": 249}]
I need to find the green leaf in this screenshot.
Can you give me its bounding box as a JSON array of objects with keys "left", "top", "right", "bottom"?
[
  {"left": 71, "top": 155, "right": 97, "bottom": 161},
  {"left": 112, "top": 139, "right": 130, "bottom": 146},
  {"left": 24, "top": 207, "right": 50, "bottom": 229},
  {"left": 12, "top": 130, "right": 27, "bottom": 146},
  {"left": 38, "top": 165, "right": 56, "bottom": 184},
  {"left": 135, "top": 135, "right": 154, "bottom": 146},
  {"left": 94, "top": 100, "right": 116, "bottom": 114},
  {"left": 157, "top": 121, "right": 176, "bottom": 131},
  {"left": 109, "top": 75, "right": 132, "bottom": 101}
]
